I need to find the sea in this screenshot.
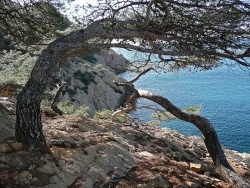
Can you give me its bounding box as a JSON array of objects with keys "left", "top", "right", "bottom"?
[{"left": 114, "top": 48, "right": 250, "bottom": 153}]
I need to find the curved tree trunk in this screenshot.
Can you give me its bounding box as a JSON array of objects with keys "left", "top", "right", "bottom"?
[
  {"left": 14, "top": 21, "right": 163, "bottom": 150},
  {"left": 137, "top": 90, "right": 250, "bottom": 187},
  {"left": 15, "top": 25, "right": 101, "bottom": 150},
  {"left": 15, "top": 46, "right": 63, "bottom": 150},
  {"left": 113, "top": 82, "right": 250, "bottom": 187}
]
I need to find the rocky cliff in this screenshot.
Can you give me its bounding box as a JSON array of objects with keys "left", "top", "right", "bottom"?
[
  {"left": 0, "top": 49, "right": 130, "bottom": 117},
  {"left": 0, "top": 98, "right": 250, "bottom": 188},
  {"left": 51, "top": 49, "right": 129, "bottom": 117}
]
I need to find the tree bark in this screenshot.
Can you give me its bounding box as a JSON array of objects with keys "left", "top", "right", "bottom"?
[
  {"left": 15, "top": 47, "right": 60, "bottom": 150},
  {"left": 15, "top": 22, "right": 106, "bottom": 149}
]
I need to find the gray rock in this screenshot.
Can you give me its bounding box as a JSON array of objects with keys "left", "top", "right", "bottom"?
[
  {"left": 41, "top": 141, "right": 135, "bottom": 188},
  {"left": 0, "top": 97, "right": 15, "bottom": 142},
  {"left": 51, "top": 49, "right": 129, "bottom": 117},
  {"left": 147, "top": 174, "right": 170, "bottom": 188}
]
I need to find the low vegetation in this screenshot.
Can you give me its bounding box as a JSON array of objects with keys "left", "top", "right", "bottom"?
[
  {"left": 57, "top": 101, "right": 90, "bottom": 118},
  {"left": 94, "top": 109, "right": 133, "bottom": 123}
]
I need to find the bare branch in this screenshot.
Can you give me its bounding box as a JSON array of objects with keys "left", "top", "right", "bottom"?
[
  {"left": 144, "top": 0, "right": 157, "bottom": 27},
  {"left": 50, "top": 81, "right": 67, "bottom": 115},
  {"left": 111, "top": 92, "right": 137, "bottom": 122},
  {"left": 127, "top": 67, "right": 154, "bottom": 84}
]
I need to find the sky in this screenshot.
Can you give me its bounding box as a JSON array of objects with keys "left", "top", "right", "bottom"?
[
  {"left": 63, "top": 0, "right": 98, "bottom": 21},
  {"left": 74, "top": 0, "right": 98, "bottom": 5}
]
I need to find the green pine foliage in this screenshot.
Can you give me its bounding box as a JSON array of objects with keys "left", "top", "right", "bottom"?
[
  {"left": 73, "top": 70, "right": 97, "bottom": 86},
  {"left": 147, "top": 105, "right": 202, "bottom": 126}
]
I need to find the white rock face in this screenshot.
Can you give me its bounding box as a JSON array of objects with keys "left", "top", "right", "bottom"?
[
  {"left": 52, "top": 49, "right": 129, "bottom": 117},
  {"left": 95, "top": 49, "right": 129, "bottom": 73}
]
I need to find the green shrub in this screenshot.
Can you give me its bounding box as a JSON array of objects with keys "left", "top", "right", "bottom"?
[
  {"left": 94, "top": 109, "right": 132, "bottom": 123},
  {"left": 57, "top": 101, "right": 90, "bottom": 118},
  {"left": 0, "top": 50, "right": 38, "bottom": 85},
  {"left": 94, "top": 110, "right": 113, "bottom": 120},
  {"left": 67, "top": 88, "right": 77, "bottom": 96},
  {"left": 94, "top": 64, "right": 107, "bottom": 78},
  {"left": 73, "top": 70, "right": 96, "bottom": 86},
  {"left": 184, "top": 105, "right": 202, "bottom": 114},
  {"left": 82, "top": 54, "right": 97, "bottom": 63}
]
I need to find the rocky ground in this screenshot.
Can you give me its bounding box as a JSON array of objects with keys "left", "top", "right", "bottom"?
[{"left": 0, "top": 99, "right": 250, "bottom": 188}]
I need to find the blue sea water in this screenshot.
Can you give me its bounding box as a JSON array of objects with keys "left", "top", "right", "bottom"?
[{"left": 115, "top": 49, "right": 250, "bottom": 153}]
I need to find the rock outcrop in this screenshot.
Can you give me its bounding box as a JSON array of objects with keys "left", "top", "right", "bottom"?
[
  {"left": 0, "top": 98, "right": 250, "bottom": 188},
  {"left": 51, "top": 49, "right": 129, "bottom": 117},
  {"left": 1, "top": 48, "right": 129, "bottom": 118}
]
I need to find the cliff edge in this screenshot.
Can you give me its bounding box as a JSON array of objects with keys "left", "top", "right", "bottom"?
[{"left": 0, "top": 98, "right": 250, "bottom": 188}]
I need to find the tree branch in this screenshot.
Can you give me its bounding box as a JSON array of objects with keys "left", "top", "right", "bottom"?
[
  {"left": 127, "top": 67, "right": 153, "bottom": 84},
  {"left": 113, "top": 82, "right": 250, "bottom": 187},
  {"left": 50, "top": 81, "right": 67, "bottom": 115},
  {"left": 144, "top": 0, "right": 157, "bottom": 27}
]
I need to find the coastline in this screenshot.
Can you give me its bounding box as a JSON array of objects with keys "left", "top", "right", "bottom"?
[
  {"left": 0, "top": 98, "right": 250, "bottom": 187},
  {"left": 119, "top": 67, "right": 250, "bottom": 153}
]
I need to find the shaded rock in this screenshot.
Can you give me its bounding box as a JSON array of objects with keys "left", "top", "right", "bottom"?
[
  {"left": 18, "top": 171, "right": 34, "bottom": 185},
  {"left": 148, "top": 174, "right": 170, "bottom": 188},
  {"left": 0, "top": 163, "right": 9, "bottom": 168},
  {"left": 11, "top": 142, "right": 25, "bottom": 151},
  {"left": 0, "top": 106, "right": 250, "bottom": 188},
  {"left": 0, "top": 142, "right": 25, "bottom": 153},
  {"left": 175, "top": 184, "right": 188, "bottom": 188},
  {"left": 0, "top": 97, "right": 15, "bottom": 142},
  {"left": 49, "top": 172, "right": 78, "bottom": 188},
  {"left": 39, "top": 162, "right": 60, "bottom": 174},
  {"left": 0, "top": 144, "right": 13, "bottom": 153}
]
